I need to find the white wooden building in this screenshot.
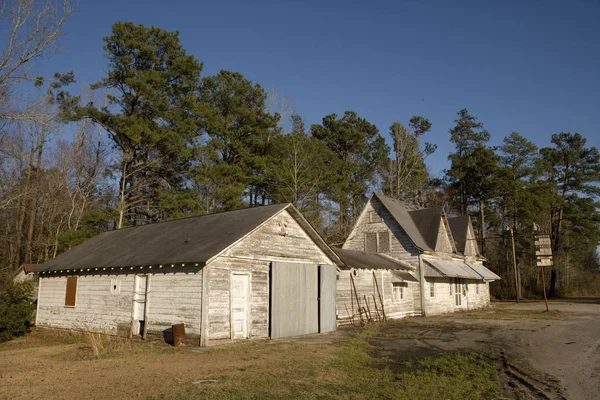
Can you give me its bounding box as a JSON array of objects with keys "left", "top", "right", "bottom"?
[
  {"left": 31, "top": 204, "right": 342, "bottom": 345},
  {"left": 334, "top": 248, "right": 420, "bottom": 324},
  {"left": 340, "top": 194, "right": 500, "bottom": 318}
]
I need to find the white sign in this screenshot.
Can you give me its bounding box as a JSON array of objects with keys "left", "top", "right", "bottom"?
[{"left": 534, "top": 234, "right": 553, "bottom": 267}]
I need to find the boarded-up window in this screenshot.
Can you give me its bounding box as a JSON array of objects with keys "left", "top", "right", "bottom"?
[
  {"left": 365, "top": 231, "right": 390, "bottom": 253},
  {"left": 365, "top": 232, "right": 377, "bottom": 252},
  {"left": 65, "top": 277, "right": 78, "bottom": 307},
  {"left": 378, "top": 231, "right": 390, "bottom": 252}
]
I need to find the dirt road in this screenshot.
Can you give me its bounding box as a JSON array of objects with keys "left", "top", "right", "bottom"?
[
  {"left": 368, "top": 300, "right": 600, "bottom": 400},
  {"left": 493, "top": 300, "right": 600, "bottom": 400}
]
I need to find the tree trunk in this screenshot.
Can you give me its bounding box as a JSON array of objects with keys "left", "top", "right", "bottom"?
[
  {"left": 25, "top": 104, "right": 48, "bottom": 263},
  {"left": 479, "top": 199, "right": 486, "bottom": 256},
  {"left": 548, "top": 206, "right": 563, "bottom": 297},
  {"left": 117, "top": 159, "right": 128, "bottom": 230}
]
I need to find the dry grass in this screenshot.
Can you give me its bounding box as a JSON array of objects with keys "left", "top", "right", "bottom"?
[{"left": 0, "top": 326, "right": 502, "bottom": 400}]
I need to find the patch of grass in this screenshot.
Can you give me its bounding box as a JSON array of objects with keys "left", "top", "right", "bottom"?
[
  {"left": 150, "top": 326, "right": 501, "bottom": 400},
  {"left": 0, "top": 327, "right": 85, "bottom": 350}
]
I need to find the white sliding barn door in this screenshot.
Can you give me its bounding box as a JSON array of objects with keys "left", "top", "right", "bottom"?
[{"left": 270, "top": 262, "right": 319, "bottom": 339}]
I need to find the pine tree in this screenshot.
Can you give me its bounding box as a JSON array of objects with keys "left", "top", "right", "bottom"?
[
  {"left": 61, "top": 22, "right": 205, "bottom": 228},
  {"left": 311, "top": 111, "right": 389, "bottom": 228},
  {"left": 197, "top": 70, "right": 280, "bottom": 210},
  {"left": 539, "top": 132, "right": 600, "bottom": 296}
]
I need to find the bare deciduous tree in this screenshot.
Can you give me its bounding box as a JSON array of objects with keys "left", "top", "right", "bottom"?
[{"left": 0, "top": 0, "right": 74, "bottom": 91}]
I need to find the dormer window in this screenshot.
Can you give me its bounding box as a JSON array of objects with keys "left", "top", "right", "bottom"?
[{"left": 369, "top": 211, "right": 382, "bottom": 223}]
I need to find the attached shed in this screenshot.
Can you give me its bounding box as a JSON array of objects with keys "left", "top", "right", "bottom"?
[
  {"left": 334, "top": 248, "right": 419, "bottom": 324},
  {"left": 31, "top": 204, "right": 342, "bottom": 345}
]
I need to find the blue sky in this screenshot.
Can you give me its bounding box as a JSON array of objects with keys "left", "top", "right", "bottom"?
[{"left": 37, "top": 0, "right": 600, "bottom": 177}]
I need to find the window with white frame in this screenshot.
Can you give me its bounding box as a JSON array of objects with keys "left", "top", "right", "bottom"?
[
  {"left": 429, "top": 281, "right": 435, "bottom": 297},
  {"left": 392, "top": 282, "right": 404, "bottom": 301}
]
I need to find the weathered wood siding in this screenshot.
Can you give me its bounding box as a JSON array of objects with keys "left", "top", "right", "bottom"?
[
  {"left": 422, "top": 277, "right": 455, "bottom": 315},
  {"left": 422, "top": 278, "right": 490, "bottom": 316},
  {"left": 206, "top": 257, "right": 270, "bottom": 341},
  {"left": 205, "top": 209, "right": 336, "bottom": 341},
  {"left": 37, "top": 274, "right": 134, "bottom": 335},
  {"left": 341, "top": 197, "right": 423, "bottom": 318},
  {"left": 343, "top": 198, "right": 420, "bottom": 267},
  {"left": 222, "top": 209, "right": 331, "bottom": 265},
  {"left": 145, "top": 271, "right": 203, "bottom": 339},
  {"left": 336, "top": 269, "right": 420, "bottom": 323},
  {"left": 464, "top": 222, "right": 479, "bottom": 257},
  {"left": 434, "top": 217, "right": 454, "bottom": 253},
  {"left": 465, "top": 281, "right": 490, "bottom": 309},
  {"left": 37, "top": 269, "right": 204, "bottom": 338}
]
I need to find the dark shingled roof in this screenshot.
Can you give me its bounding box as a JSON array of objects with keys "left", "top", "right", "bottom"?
[
  {"left": 408, "top": 207, "right": 443, "bottom": 251},
  {"left": 333, "top": 248, "right": 415, "bottom": 271},
  {"left": 33, "top": 204, "right": 342, "bottom": 273},
  {"left": 447, "top": 216, "right": 469, "bottom": 254},
  {"left": 373, "top": 194, "right": 446, "bottom": 252},
  {"left": 373, "top": 194, "right": 433, "bottom": 251}
]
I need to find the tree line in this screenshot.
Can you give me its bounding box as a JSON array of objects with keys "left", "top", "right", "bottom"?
[{"left": 1, "top": 1, "right": 599, "bottom": 300}]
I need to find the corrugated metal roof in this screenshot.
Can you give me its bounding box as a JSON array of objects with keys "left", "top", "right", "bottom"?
[
  {"left": 390, "top": 270, "right": 419, "bottom": 283},
  {"left": 423, "top": 258, "right": 483, "bottom": 280},
  {"left": 33, "top": 204, "right": 343, "bottom": 273},
  {"left": 466, "top": 262, "right": 501, "bottom": 280},
  {"left": 447, "top": 216, "right": 469, "bottom": 254},
  {"left": 333, "top": 248, "right": 415, "bottom": 271},
  {"left": 423, "top": 262, "right": 445, "bottom": 278}
]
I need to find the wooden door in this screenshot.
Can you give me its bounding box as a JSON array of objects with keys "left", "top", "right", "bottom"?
[
  {"left": 454, "top": 278, "right": 462, "bottom": 306},
  {"left": 231, "top": 274, "right": 250, "bottom": 339}
]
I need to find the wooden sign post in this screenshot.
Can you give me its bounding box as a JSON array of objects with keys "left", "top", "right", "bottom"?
[{"left": 534, "top": 232, "right": 552, "bottom": 312}]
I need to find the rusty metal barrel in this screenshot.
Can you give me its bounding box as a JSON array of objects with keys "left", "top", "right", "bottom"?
[{"left": 172, "top": 323, "right": 186, "bottom": 346}]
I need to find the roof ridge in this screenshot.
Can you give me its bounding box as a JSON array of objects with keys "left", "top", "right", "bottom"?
[{"left": 102, "top": 203, "right": 290, "bottom": 233}]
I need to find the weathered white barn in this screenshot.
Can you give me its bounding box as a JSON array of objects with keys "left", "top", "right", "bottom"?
[
  {"left": 31, "top": 204, "right": 342, "bottom": 345},
  {"left": 339, "top": 193, "right": 499, "bottom": 318}
]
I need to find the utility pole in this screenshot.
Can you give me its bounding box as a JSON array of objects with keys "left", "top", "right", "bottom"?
[{"left": 508, "top": 228, "right": 519, "bottom": 304}]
